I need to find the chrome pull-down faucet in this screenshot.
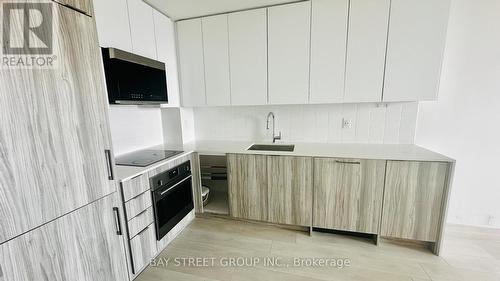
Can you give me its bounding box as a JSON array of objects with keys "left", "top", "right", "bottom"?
[{"left": 266, "top": 112, "right": 281, "bottom": 143}]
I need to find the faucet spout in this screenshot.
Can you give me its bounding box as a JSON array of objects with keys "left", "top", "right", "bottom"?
[{"left": 266, "top": 112, "right": 281, "bottom": 143}]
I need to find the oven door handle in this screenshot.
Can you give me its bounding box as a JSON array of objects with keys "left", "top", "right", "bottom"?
[{"left": 159, "top": 175, "right": 192, "bottom": 197}]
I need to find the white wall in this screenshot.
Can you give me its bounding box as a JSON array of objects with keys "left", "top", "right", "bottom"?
[
  {"left": 416, "top": 0, "right": 500, "bottom": 228},
  {"left": 194, "top": 103, "right": 418, "bottom": 144},
  {"left": 108, "top": 106, "right": 164, "bottom": 156}
]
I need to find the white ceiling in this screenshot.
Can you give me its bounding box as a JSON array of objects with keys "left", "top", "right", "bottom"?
[{"left": 144, "top": 0, "right": 304, "bottom": 21}]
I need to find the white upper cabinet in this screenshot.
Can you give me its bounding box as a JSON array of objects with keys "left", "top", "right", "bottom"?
[
  {"left": 127, "top": 0, "right": 157, "bottom": 59},
  {"left": 309, "top": 0, "right": 349, "bottom": 104},
  {"left": 383, "top": 0, "right": 451, "bottom": 102},
  {"left": 267, "top": 2, "right": 311, "bottom": 105},
  {"left": 177, "top": 19, "right": 207, "bottom": 107},
  {"left": 228, "top": 9, "right": 268, "bottom": 106},
  {"left": 175, "top": 0, "right": 450, "bottom": 107},
  {"left": 153, "top": 10, "right": 181, "bottom": 107},
  {"left": 202, "top": 15, "right": 231, "bottom": 106},
  {"left": 92, "top": 0, "right": 133, "bottom": 51},
  {"left": 344, "top": 0, "right": 390, "bottom": 103}
]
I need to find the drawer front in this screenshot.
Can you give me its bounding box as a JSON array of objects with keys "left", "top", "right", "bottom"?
[
  {"left": 130, "top": 223, "right": 157, "bottom": 273},
  {"left": 122, "top": 174, "right": 150, "bottom": 202},
  {"left": 125, "top": 191, "right": 153, "bottom": 220},
  {"left": 128, "top": 207, "right": 154, "bottom": 239}
]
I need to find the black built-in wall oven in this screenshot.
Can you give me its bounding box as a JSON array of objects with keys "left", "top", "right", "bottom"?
[{"left": 151, "top": 161, "right": 193, "bottom": 240}]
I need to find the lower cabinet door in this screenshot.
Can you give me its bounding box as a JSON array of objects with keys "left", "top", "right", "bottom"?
[
  {"left": 0, "top": 193, "right": 128, "bottom": 281},
  {"left": 313, "top": 158, "right": 386, "bottom": 234},
  {"left": 129, "top": 224, "right": 157, "bottom": 275},
  {"left": 267, "top": 156, "right": 313, "bottom": 226},
  {"left": 227, "top": 154, "right": 268, "bottom": 221},
  {"left": 381, "top": 161, "right": 449, "bottom": 242}
]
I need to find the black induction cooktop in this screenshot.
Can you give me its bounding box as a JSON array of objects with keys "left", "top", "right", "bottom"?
[{"left": 115, "top": 149, "right": 183, "bottom": 167}]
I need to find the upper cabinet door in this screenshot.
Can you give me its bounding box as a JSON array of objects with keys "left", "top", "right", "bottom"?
[
  {"left": 0, "top": 4, "right": 115, "bottom": 244},
  {"left": 383, "top": 0, "right": 451, "bottom": 102},
  {"left": 127, "top": 0, "right": 157, "bottom": 59},
  {"left": 153, "top": 10, "right": 181, "bottom": 107},
  {"left": 228, "top": 9, "right": 268, "bottom": 105},
  {"left": 344, "top": 0, "right": 390, "bottom": 102},
  {"left": 202, "top": 15, "right": 231, "bottom": 106},
  {"left": 53, "top": 0, "right": 93, "bottom": 16},
  {"left": 268, "top": 2, "right": 311, "bottom": 105},
  {"left": 93, "top": 0, "right": 133, "bottom": 51},
  {"left": 177, "top": 19, "right": 207, "bottom": 107},
  {"left": 310, "top": 0, "right": 349, "bottom": 104}
]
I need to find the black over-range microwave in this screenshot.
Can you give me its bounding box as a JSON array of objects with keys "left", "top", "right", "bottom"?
[{"left": 101, "top": 48, "right": 168, "bottom": 104}]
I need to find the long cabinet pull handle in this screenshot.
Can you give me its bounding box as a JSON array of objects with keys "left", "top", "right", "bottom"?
[
  {"left": 105, "top": 149, "right": 115, "bottom": 180},
  {"left": 335, "top": 160, "right": 361, "bottom": 165},
  {"left": 113, "top": 207, "right": 122, "bottom": 236}
]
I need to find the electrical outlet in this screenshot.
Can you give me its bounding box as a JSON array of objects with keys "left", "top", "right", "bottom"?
[{"left": 342, "top": 118, "right": 353, "bottom": 129}]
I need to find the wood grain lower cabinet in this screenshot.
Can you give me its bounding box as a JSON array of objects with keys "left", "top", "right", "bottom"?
[
  {"left": 122, "top": 174, "right": 150, "bottom": 202},
  {"left": 381, "top": 161, "right": 449, "bottom": 242},
  {"left": 313, "top": 158, "right": 386, "bottom": 234},
  {"left": 0, "top": 193, "right": 128, "bottom": 281},
  {"left": 129, "top": 223, "right": 157, "bottom": 276},
  {"left": 0, "top": 3, "right": 115, "bottom": 244},
  {"left": 128, "top": 207, "right": 154, "bottom": 238},
  {"left": 267, "top": 156, "right": 312, "bottom": 226},
  {"left": 227, "top": 154, "right": 268, "bottom": 221},
  {"left": 125, "top": 190, "right": 153, "bottom": 220}
]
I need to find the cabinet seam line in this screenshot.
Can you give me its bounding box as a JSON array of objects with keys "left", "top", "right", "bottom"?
[
  {"left": 342, "top": 0, "right": 352, "bottom": 101},
  {"left": 381, "top": 0, "right": 393, "bottom": 102}
]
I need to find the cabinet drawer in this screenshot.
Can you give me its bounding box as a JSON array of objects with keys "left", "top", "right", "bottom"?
[
  {"left": 122, "top": 174, "right": 150, "bottom": 202},
  {"left": 128, "top": 207, "right": 154, "bottom": 239},
  {"left": 125, "top": 190, "right": 153, "bottom": 221},
  {"left": 130, "top": 223, "right": 157, "bottom": 273}
]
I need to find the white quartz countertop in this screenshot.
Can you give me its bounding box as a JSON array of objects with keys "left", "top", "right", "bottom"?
[{"left": 115, "top": 140, "right": 454, "bottom": 181}]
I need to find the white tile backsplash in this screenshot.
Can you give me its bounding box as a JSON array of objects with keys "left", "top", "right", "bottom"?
[
  {"left": 109, "top": 105, "right": 164, "bottom": 156},
  {"left": 193, "top": 103, "right": 419, "bottom": 144}
]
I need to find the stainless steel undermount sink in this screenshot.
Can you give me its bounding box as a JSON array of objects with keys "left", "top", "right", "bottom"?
[{"left": 247, "top": 144, "right": 295, "bottom": 152}]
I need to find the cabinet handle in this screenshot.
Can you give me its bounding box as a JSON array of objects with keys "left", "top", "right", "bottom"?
[
  {"left": 105, "top": 149, "right": 115, "bottom": 180},
  {"left": 113, "top": 207, "right": 122, "bottom": 236},
  {"left": 335, "top": 160, "right": 361, "bottom": 165}
]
